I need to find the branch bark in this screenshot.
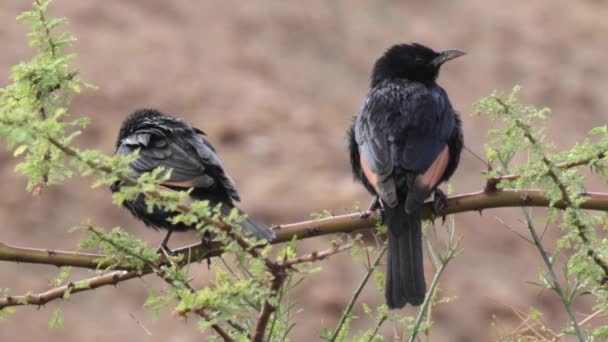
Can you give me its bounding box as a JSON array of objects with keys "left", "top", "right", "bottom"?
[
  {"left": 1, "top": 189, "right": 607, "bottom": 272},
  {"left": 1, "top": 188, "right": 606, "bottom": 311},
  {"left": 251, "top": 270, "right": 286, "bottom": 342},
  {"left": 0, "top": 270, "right": 139, "bottom": 308},
  {"left": 485, "top": 151, "right": 607, "bottom": 191}
]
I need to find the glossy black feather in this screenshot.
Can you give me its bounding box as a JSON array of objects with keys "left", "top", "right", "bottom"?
[
  {"left": 111, "top": 109, "right": 274, "bottom": 241},
  {"left": 349, "top": 43, "right": 464, "bottom": 308}
]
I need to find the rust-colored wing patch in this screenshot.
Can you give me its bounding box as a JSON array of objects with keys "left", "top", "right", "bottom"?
[
  {"left": 360, "top": 154, "right": 380, "bottom": 187},
  {"left": 162, "top": 175, "right": 213, "bottom": 188},
  {"left": 418, "top": 146, "right": 449, "bottom": 189}
]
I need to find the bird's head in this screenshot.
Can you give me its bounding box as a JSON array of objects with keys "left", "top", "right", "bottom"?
[
  {"left": 371, "top": 43, "right": 465, "bottom": 86},
  {"left": 116, "top": 109, "right": 165, "bottom": 149},
  {"left": 116, "top": 109, "right": 200, "bottom": 149}
]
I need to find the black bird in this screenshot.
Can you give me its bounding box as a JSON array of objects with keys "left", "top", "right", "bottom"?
[
  {"left": 111, "top": 109, "right": 275, "bottom": 251},
  {"left": 348, "top": 43, "right": 464, "bottom": 308}
]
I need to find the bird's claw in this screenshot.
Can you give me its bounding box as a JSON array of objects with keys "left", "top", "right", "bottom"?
[
  {"left": 433, "top": 188, "right": 447, "bottom": 224},
  {"left": 360, "top": 196, "right": 381, "bottom": 219},
  {"left": 202, "top": 232, "right": 213, "bottom": 269},
  {"left": 367, "top": 196, "right": 381, "bottom": 212},
  {"left": 157, "top": 244, "right": 176, "bottom": 257}
]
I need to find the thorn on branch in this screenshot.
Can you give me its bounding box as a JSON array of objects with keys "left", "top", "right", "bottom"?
[{"left": 281, "top": 243, "right": 352, "bottom": 268}]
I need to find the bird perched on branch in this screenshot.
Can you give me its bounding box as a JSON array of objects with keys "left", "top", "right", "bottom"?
[
  {"left": 111, "top": 109, "right": 275, "bottom": 252},
  {"left": 348, "top": 43, "right": 464, "bottom": 308}
]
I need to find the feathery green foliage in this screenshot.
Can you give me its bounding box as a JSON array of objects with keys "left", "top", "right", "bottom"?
[{"left": 476, "top": 86, "right": 608, "bottom": 340}]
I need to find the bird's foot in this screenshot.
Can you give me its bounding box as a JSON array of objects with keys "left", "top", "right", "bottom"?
[
  {"left": 360, "top": 196, "right": 381, "bottom": 219},
  {"left": 378, "top": 207, "right": 386, "bottom": 226},
  {"left": 202, "top": 232, "right": 213, "bottom": 269},
  {"left": 157, "top": 244, "right": 176, "bottom": 257},
  {"left": 368, "top": 196, "right": 381, "bottom": 212},
  {"left": 432, "top": 188, "right": 447, "bottom": 224},
  {"left": 157, "top": 230, "right": 176, "bottom": 256}
]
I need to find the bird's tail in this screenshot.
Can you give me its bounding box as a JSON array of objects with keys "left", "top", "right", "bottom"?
[
  {"left": 384, "top": 199, "right": 426, "bottom": 308},
  {"left": 218, "top": 202, "right": 275, "bottom": 242}
]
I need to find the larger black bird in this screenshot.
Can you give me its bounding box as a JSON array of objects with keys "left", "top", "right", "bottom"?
[
  {"left": 348, "top": 43, "right": 464, "bottom": 308},
  {"left": 111, "top": 109, "right": 275, "bottom": 251}
]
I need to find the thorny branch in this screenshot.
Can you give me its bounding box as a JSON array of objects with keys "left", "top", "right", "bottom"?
[
  {"left": 485, "top": 151, "right": 607, "bottom": 191},
  {"left": 87, "top": 225, "right": 235, "bottom": 341},
  {"left": 1, "top": 189, "right": 607, "bottom": 272},
  {"left": 251, "top": 270, "right": 286, "bottom": 342},
  {"left": 329, "top": 246, "right": 387, "bottom": 342},
  {"left": 521, "top": 208, "right": 585, "bottom": 341},
  {"left": 492, "top": 97, "right": 608, "bottom": 283},
  {"left": 0, "top": 270, "right": 138, "bottom": 308},
  {"left": 281, "top": 243, "right": 352, "bottom": 268},
  {"left": 30, "top": 0, "right": 79, "bottom": 195},
  {"left": 0, "top": 187, "right": 606, "bottom": 313}
]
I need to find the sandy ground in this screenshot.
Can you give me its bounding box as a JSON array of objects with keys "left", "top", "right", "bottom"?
[{"left": 1, "top": 1, "right": 607, "bottom": 341}]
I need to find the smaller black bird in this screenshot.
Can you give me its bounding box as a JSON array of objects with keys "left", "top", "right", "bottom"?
[
  {"left": 349, "top": 43, "right": 464, "bottom": 308},
  {"left": 111, "top": 109, "right": 275, "bottom": 251}
]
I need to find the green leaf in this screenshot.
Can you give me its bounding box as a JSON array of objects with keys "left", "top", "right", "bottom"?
[
  {"left": 0, "top": 307, "right": 16, "bottom": 321},
  {"left": 13, "top": 145, "right": 28, "bottom": 156},
  {"left": 590, "top": 126, "right": 607, "bottom": 135},
  {"left": 593, "top": 326, "right": 608, "bottom": 338},
  {"left": 49, "top": 308, "right": 64, "bottom": 329}
]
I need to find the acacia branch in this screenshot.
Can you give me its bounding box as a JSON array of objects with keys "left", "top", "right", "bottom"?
[
  {"left": 521, "top": 208, "right": 585, "bottom": 340},
  {"left": 491, "top": 98, "right": 608, "bottom": 283},
  {"left": 330, "top": 246, "right": 387, "bottom": 342},
  {"left": 87, "top": 225, "right": 235, "bottom": 341},
  {"left": 0, "top": 270, "right": 139, "bottom": 308},
  {"left": 1, "top": 189, "right": 607, "bottom": 272},
  {"left": 1, "top": 189, "right": 607, "bottom": 311},
  {"left": 281, "top": 243, "right": 352, "bottom": 268},
  {"left": 485, "top": 151, "right": 607, "bottom": 191},
  {"left": 251, "top": 270, "right": 286, "bottom": 342}
]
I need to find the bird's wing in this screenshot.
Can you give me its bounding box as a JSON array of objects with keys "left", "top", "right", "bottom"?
[
  {"left": 117, "top": 130, "right": 240, "bottom": 201},
  {"left": 354, "top": 99, "right": 398, "bottom": 207},
  {"left": 189, "top": 131, "right": 241, "bottom": 202},
  {"left": 395, "top": 87, "right": 454, "bottom": 211}
]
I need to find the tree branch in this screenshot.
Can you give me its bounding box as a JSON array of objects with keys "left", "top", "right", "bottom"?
[
  {"left": 329, "top": 246, "right": 387, "bottom": 342},
  {"left": 281, "top": 243, "right": 352, "bottom": 268},
  {"left": 485, "top": 151, "right": 607, "bottom": 191},
  {"left": 0, "top": 270, "right": 139, "bottom": 308},
  {"left": 251, "top": 270, "right": 286, "bottom": 342},
  {"left": 1, "top": 189, "right": 607, "bottom": 272},
  {"left": 1, "top": 189, "right": 607, "bottom": 311}
]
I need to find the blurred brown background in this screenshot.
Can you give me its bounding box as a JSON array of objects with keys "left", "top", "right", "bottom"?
[{"left": 1, "top": 1, "right": 607, "bottom": 341}]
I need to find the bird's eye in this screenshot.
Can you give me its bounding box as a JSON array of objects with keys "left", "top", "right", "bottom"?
[{"left": 414, "top": 57, "right": 423, "bottom": 64}]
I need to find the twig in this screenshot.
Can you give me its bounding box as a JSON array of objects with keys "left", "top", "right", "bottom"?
[
  {"left": 407, "top": 236, "right": 461, "bottom": 342},
  {"left": 0, "top": 270, "right": 139, "bottom": 308},
  {"left": 522, "top": 209, "right": 585, "bottom": 341},
  {"left": 189, "top": 305, "right": 234, "bottom": 342},
  {"left": 251, "top": 270, "right": 286, "bottom": 342},
  {"left": 366, "top": 313, "right": 387, "bottom": 342},
  {"left": 490, "top": 134, "right": 586, "bottom": 341},
  {"left": 129, "top": 312, "right": 153, "bottom": 337},
  {"left": 281, "top": 243, "right": 352, "bottom": 268},
  {"left": 88, "top": 225, "right": 235, "bottom": 341},
  {"left": 29, "top": 1, "right": 78, "bottom": 196},
  {"left": 330, "top": 246, "right": 387, "bottom": 342},
  {"left": 485, "top": 151, "right": 607, "bottom": 192},
  {"left": 490, "top": 98, "right": 608, "bottom": 285},
  {"left": 507, "top": 304, "right": 558, "bottom": 340}
]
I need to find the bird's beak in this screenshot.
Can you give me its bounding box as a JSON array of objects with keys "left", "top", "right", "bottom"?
[{"left": 431, "top": 49, "right": 466, "bottom": 66}]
